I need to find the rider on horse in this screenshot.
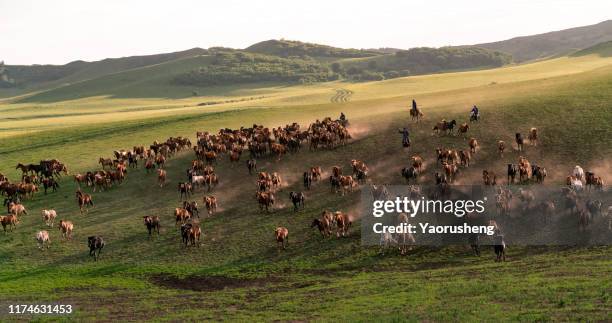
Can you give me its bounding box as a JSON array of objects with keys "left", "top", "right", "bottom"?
[
  {"left": 412, "top": 99, "right": 418, "bottom": 113},
  {"left": 339, "top": 112, "right": 346, "bottom": 121}
]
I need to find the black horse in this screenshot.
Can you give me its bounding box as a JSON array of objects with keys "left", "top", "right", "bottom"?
[
  {"left": 401, "top": 167, "right": 418, "bottom": 184},
  {"left": 88, "top": 236, "right": 105, "bottom": 261},
  {"left": 289, "top": 192, "right": 305, "bottom": 212},
  {"left": 303, "top": 172, "right": 312, "bottom": 190},
  {"left": 515, "top": 133, "right": 524, "bottom": 152},
  {"left": 507, "top": 164, "right": 518, "bottom": 184}
]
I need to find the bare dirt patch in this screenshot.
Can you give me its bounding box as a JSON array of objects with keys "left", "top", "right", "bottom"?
[{"left": 150, "top": 274, "right": 280, "bottom": 291}]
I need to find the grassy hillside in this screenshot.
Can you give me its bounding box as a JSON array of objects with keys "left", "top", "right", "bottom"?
[
  {"left": 2, "top": 54, "right": 611, "bottom": 140},
  {"left": 339, "top": 46, "right": 512, "bottom": 80},
  {"left": 477, "top": 20, "right": 612, "bottom": 62},
  {"left": 572, "top": 41, "right": 612, "bottom": 57},
  {"left": 0, "top": 48, "right": 209, "bottom": 97},
  {"left": 0, "top": 53, "right": 611, "bottom": 320}
]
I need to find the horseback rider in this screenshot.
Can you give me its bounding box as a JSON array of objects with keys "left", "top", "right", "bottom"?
[
  {"left": 339, "top": 112, "right": 346, "bottom": 121},
  {"left": 470, "top": 105, "right": 479, "bottom": 120},
  {"left": 412, "top": 99, "right": 417, "bottom": 113},
  {"left": 398, "top": 127, "right": 410, "bottom": 147}
]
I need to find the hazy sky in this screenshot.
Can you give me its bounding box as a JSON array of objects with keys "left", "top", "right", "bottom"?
[{"left": 1, "top": 0, "right": 610, "bottom": 65}]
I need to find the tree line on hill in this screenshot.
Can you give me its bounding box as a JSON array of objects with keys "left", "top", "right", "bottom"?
[{"left": 172, "top": 46, "right": 513, "bottom": 86}]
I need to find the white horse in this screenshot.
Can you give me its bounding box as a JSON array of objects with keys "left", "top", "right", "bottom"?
[
  {"left": 35, "top": 230, "right": 50, "bottom": 249},
  {"left": 573, "top": 166, "right": 585, "bottom": 182}
]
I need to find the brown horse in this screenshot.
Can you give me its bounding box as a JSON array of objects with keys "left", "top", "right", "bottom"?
[
  {"left": 274, "top": 227, "right": 289, "bottom": 250},
  {"left": 458, "top": 123, "right": 469, "bottom": 137},
  {"left": 204, "top": 196, "right": 218, "bottom": 215},
  {"left": 410, "top": 108, "right": 424, "bottom": 122},
  {"left": 76, "top": 190, "right": 94, "bottom": 214}
]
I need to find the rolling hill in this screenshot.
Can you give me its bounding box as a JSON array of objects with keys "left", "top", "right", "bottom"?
[
  {"left": 338, "top": 46, "right": 512, "bottom": 80},
  {"left": 4, "top": 21, "right": 611, "bottom": 103},
  {"left": 0, "top": 48, "right": 209, "bottom": 91},
  {"left": 571, "top": 40, "right": 612, "bottom": 57},
  {"left": 477, "top": 20, "right": 612, "bottom": 62}
]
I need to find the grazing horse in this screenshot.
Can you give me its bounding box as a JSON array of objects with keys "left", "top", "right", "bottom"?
[
  {"left": 289, "top": 191, "right": 305, "bottom": 212},
  {"left": 35, "top": 230, "right": 50, "bottom": 249},
  {"left": 76, "top": 190, "right": 93, "bottom": 214},
  {"left": 58, "top": 220, "right": 74, "bottom": 240},
  {"left": 88, "top": 236, "right": 105, "bottom": 261},
  {"left": 143, "top": 216, "right": 160, "bottom": 237},
  {"left": 274, "top": 227, "right": 289, "bottom": 250}
]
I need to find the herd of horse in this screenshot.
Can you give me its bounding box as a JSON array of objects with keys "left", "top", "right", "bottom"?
[{"left": 1, "top": 108, "right": 610, "bottom": 261}]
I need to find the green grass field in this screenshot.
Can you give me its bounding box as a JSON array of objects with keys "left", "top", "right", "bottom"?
[{"left": 0, "top": 52, "right": 611, "bottom": 321}]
